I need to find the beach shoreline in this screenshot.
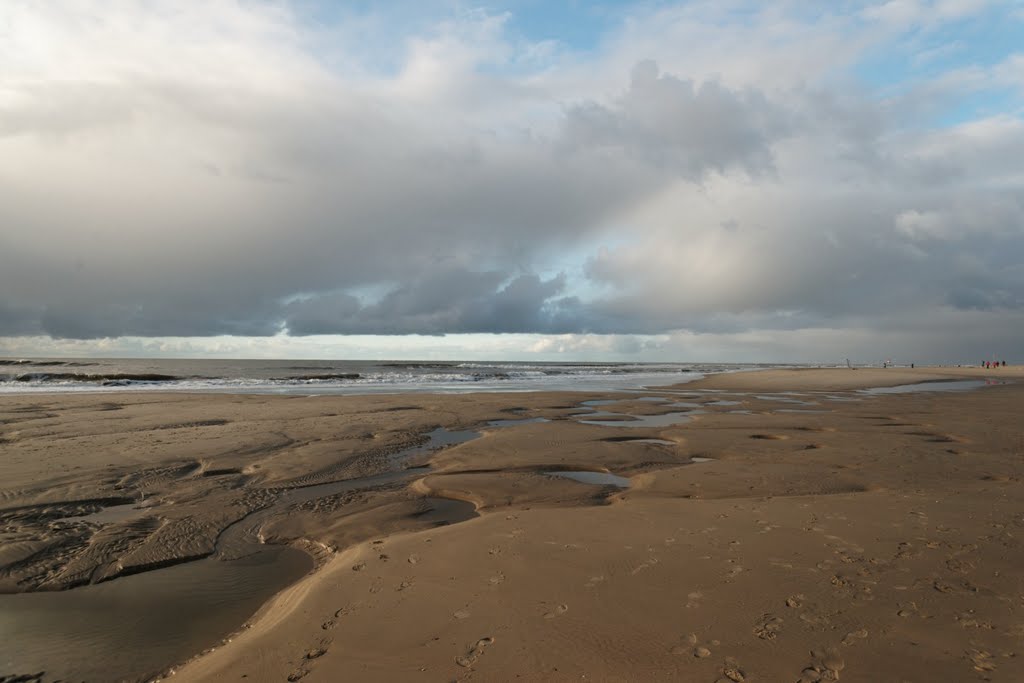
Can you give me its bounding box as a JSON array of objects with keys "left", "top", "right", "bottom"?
[{"left": 2, "top": 367, "right": 1023, "bottom": 681}]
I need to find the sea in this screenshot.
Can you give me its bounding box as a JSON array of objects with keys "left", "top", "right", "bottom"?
[{"left": 0, "top": 358, "right": 788, "bottom": 395}]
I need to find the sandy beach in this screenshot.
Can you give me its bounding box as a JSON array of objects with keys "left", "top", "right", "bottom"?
[{"left": 2, "top": 367, "right": 1024, "bottom": 682}]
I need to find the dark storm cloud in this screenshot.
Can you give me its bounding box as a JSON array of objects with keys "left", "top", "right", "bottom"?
[
  {"left": 0, "top": 302, "right": 42, "bottom": 336},
  {"left": 284, "top": 270, "right": 574, "bottom": 335}
]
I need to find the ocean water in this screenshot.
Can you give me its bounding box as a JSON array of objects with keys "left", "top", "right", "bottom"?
[{"left": 0, "top": 358, "right": 781, "bottom": 394}]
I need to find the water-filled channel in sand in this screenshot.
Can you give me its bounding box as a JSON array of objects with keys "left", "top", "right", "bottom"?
[
  {"left": 0, "top": 426, "right": 483, "bottom": 682},
  {"left": 576, "top": 411, "right": 695, "bottom": 428},
  {"left": 860, "top": 379, "right": 1007, "bottom": 394},
  {"left": 546, "top": 470, "right": 632, "bottom": 488},
  {"left": 0, "top": 543, "right": 312, "bottom": 681}
]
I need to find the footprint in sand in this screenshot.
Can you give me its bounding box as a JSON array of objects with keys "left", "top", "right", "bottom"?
[
  {"left": 933, "top": 577, "right": 976, "bottom": 594},
  {"left": 543, "top": 603, "right": 568, "bottom": 619},
  {"left": 966, "top": 648, "right": 996, "bottom": 674},
  {"left": 955, "top": 611, "right": 993, "bottom": 630},
  {"left": 631, "top": 557, "right": 659, "bottom": 575},
  {"left": 798, "top": 609, "right": 832, "bottom": 628},
  {"left": 830, "top": 574, "right": 852, "bottom": 591},
  {"left": 671, "top": 633, "right": 716, "bottom": 659},
  {"left": 455, "top": 637, "right": 495, "bottom": 668},
  {"left": 489, "top": 573, "right": 506, "bottom": 586},
  {"left": 896, "top": 600, "right": 919, "bottom": 618},
  {"left": 841, "top": 628, "right": 868, "bottom": 646},
  {"left": 754, "top": 613, "right": 784, "bottom": 640},
  {"left": 321, "top": 606, "right": 352, "bottom": 630},
  {"left": 305, "top": 638, "right": 331, "bottom": 661},
  {"left": 287, "top": 638, "right": 332, "bottom": 681},
  {"left": 798, "top": 647, "right": 845, "bottom": 683},
  {"left": 894, "top": 541, "right": 920, "bottom": 560},
  {"left": 584, "top": 575, "right": 605, "bottom": 589},
  {"left": 716, "top": 656, "right": 748, "bottom": 682},
  {"left": 453, "top": 608, "right": 471, "bottom": 620},
  {"left": 946, "top": 557, "right": 975, "bottom": 574},
  {"left": 685, "top": 591, "right": 703, "bottom": 608}
]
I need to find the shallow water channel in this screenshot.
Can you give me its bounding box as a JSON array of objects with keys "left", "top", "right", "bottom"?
[
  {"left": 860, "top": 379, "right": 1003, "bottom": 394},
  {"left": 576, "top": 410, "right": 695, "bottom": 428},
  {"left": 546, "top": 471, "right": 632, "bottom": 488},
  {"left": 0, "top": 426, "right": 482, "bottom": 682}
]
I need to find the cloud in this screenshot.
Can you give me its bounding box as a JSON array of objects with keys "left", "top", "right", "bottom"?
[
  {"left": 284, "top": 270, "right": 570, "bottom": 335},
  {"left": 863, "top": 0, "right": 994, "bottom": 27},
  {"left": 0, "top": 1, "right": 1022, "bottom": 361},
  {"left": 561, "top": 61, "right": 787, "bottom": 178}
]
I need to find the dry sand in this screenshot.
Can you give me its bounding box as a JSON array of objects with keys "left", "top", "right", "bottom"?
[{"left": 1, "top": 366, "right": 1023, "bottom": 682}]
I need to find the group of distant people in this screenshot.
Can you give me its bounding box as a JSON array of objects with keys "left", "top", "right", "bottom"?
[{"left": 983, "top": 360, "right": 1008, "bottom": 369}]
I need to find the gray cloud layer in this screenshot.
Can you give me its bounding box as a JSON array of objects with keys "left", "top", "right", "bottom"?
[{"left": 1, "top": 2, "right": 1022, "bottom": 359}]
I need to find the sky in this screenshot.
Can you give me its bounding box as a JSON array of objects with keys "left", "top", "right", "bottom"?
[{"left": 1, "top": 0, "right": 1022, "bottom": 363}]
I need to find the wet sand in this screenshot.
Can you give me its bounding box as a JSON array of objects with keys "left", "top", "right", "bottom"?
[{"left": 1, "top": 367, "right": 1023, "bottom": 681}]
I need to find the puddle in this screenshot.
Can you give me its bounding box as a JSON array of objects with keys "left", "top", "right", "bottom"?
[
  {"left": 413, "top": 497, "right": 478, "bottom": 526},
  {"left": 860, "top": 379, "right": 1003, "bottom": 394},
  {"left": 331, "top": 426, "right": 481, "bottom": 473},
  {"left": 405, "top": 427, "right": 481, "bottom": 455},
  {"left": 706, "top": 400, "right": 742, "bottom": 406},
  {"left": 486, "top": 417, "right": 551, "bottom": 428},
  {"left": 63, "top": 501, "right": 150, "bottom": 525},
  {"left": 576, "top": 409, "right": 634, "bottom": 421},
  {"left": 0, "top": 544, "right": 311, "bottom": 682},
  {"left": 755, "top": 395, "right": 817, "bottom": 405},
  {"left": 616, "top": 438, "right": 676, "bottom": 446},
  {"left": 690, "top": 457, "right": 714, "bottom": 463},
  {"left": 546, "top": 471, "right": 632, "bottom": 488},
  {"left": 578, "top": 411, "right": 694, "bottom": 428},
  {"left": 775, "top": 409, "right": 829, "bottom": 414}
]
